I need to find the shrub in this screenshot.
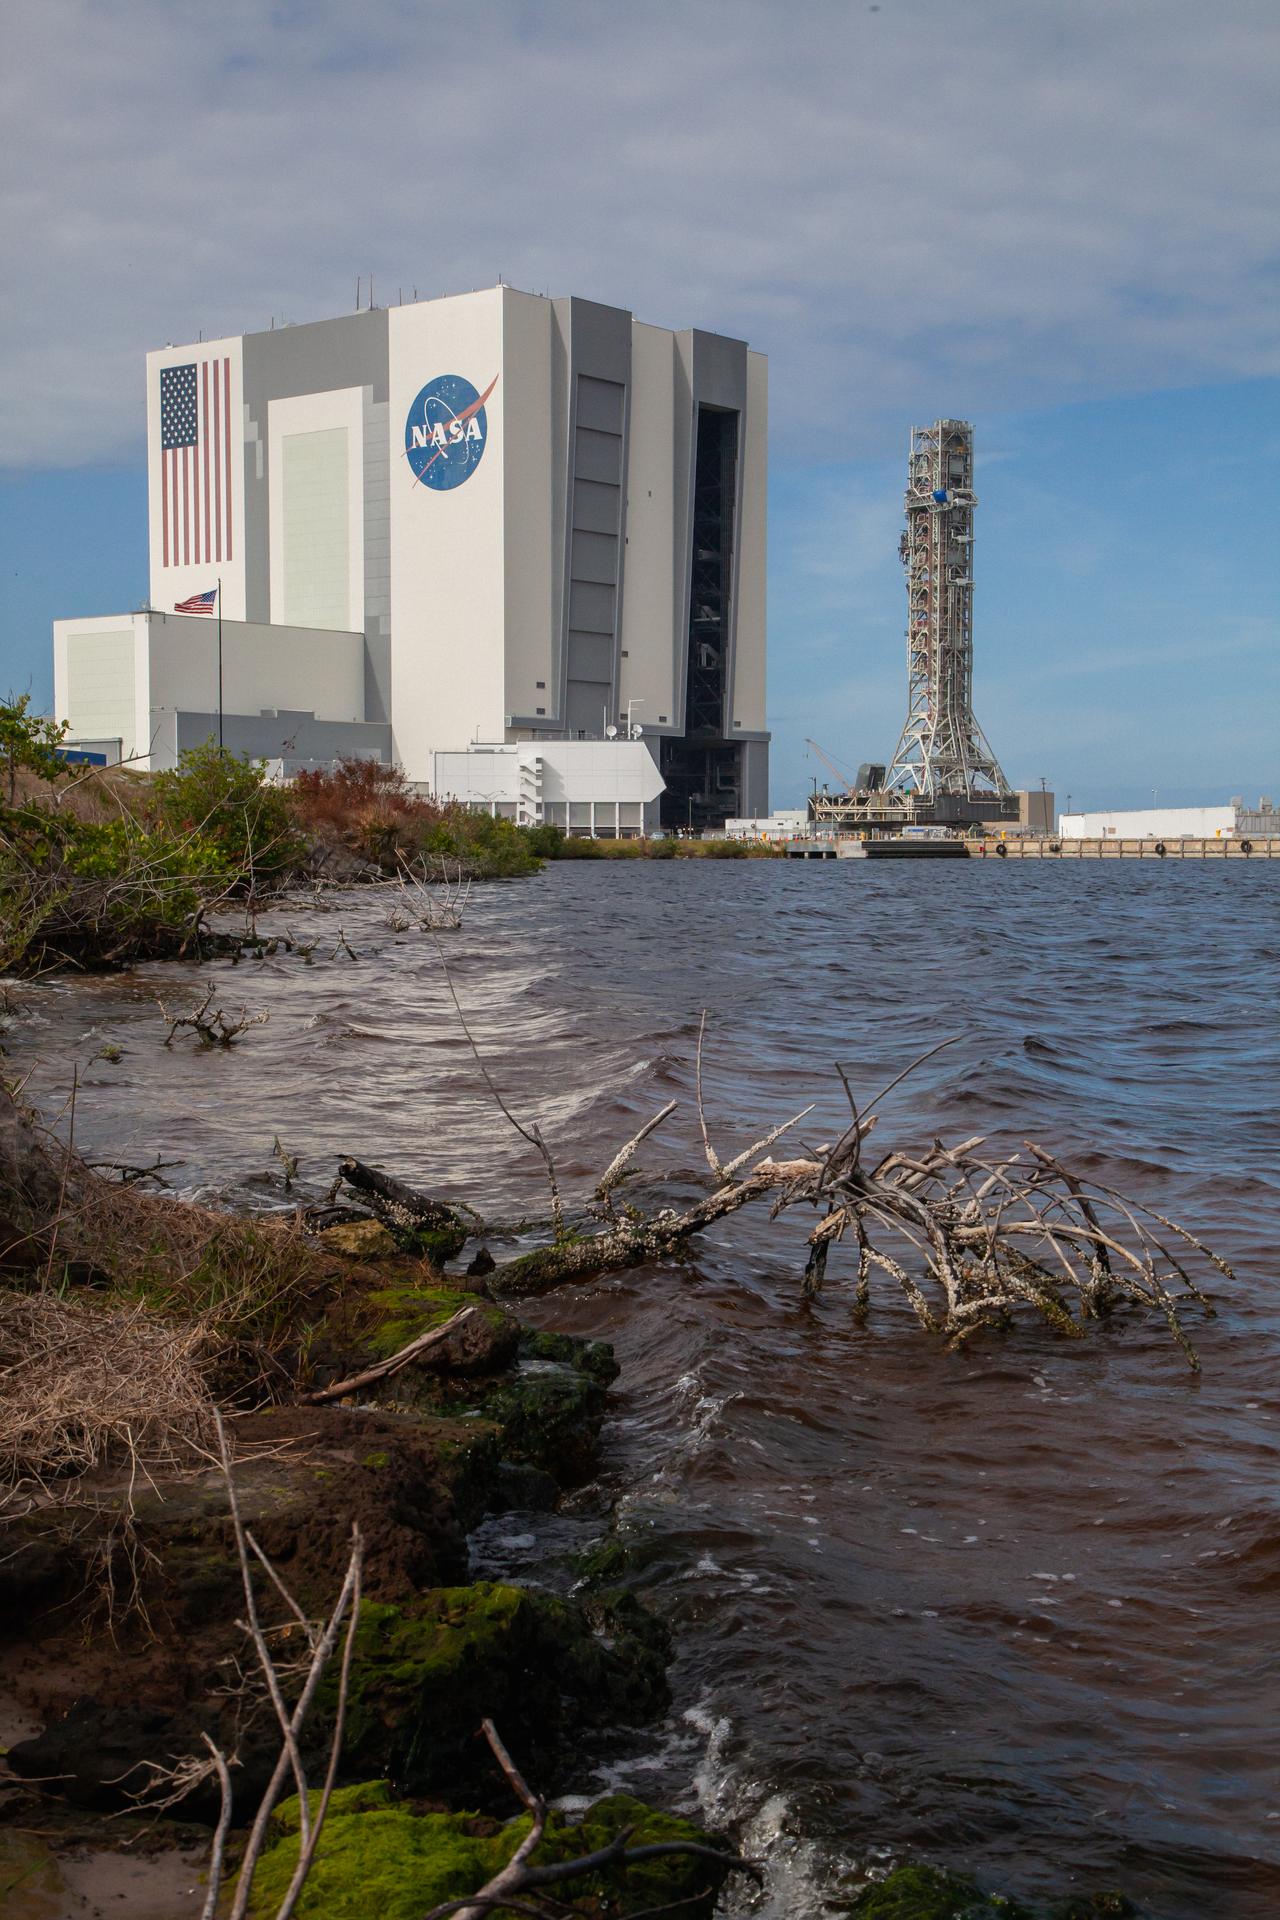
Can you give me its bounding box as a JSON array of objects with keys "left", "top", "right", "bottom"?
[
  {"left": 0, "top": 805, "right": 234, "bottom": 971},
  {"left": 151, "top": 740, "right": 305, "bottom": 884},
  {"left": 523, "top": 822, "right": 566, "bottom": 859},
  {"left": 0, "top": 695, "right": 68, "bottom": 804},
  {"left": 291, "top": 759, "right": 540, "bottom": 878}
]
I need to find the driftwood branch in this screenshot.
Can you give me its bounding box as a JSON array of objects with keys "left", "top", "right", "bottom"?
[
  {"left": 595, "top": 1101, "right": 679, "bottom": 1206},
  {"left": 157, "top": 980, "right": 269, "bottom": 1048}
]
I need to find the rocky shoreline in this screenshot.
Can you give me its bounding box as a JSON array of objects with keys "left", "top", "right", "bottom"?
[
  {"left": 0, "top": 1079, "right": 750, "bottom": 1916},
  {"left": 0, "top": 1073, "right": 1159, "bottom": 1918}
]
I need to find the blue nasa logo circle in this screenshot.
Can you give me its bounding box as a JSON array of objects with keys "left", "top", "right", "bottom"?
[{"left": 404, "top": 373, "right": 496, "bottom": 491}]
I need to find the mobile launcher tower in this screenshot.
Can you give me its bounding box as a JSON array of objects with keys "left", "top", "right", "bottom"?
[
  {"left": 810, "top": 420, "right": 1018, "bottom": 834},
  {"left": 884, "top": 418, "right": 1012, "bottom": 816}
]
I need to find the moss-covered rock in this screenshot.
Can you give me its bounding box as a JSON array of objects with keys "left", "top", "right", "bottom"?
[
  {"left": 846, "top": 1865, "right": 1034, "bottom": 1919},
  {"left": 518, "top": 1326, "right": 620, "bottom": 1385},
  {"left": 314, "top": 1582, "right": 669, "bottom": 1798},
  {"left": 408, "top": 1221, "right": 470, "bottom": 1265},
  {"left": 470, "top": 1330, "right": 616, "bottom": 1485},
  {"left": 247, "top": 1783, "right": 731, "bottom": 1920},
  {"left": 316, "top": 1218, "right": 400, "bottom": 1258},
  {"left": 361, "top": 1283, "right": 516, "bottom": 1369}
]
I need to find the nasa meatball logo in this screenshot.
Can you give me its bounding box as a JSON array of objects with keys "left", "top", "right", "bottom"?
[{"left": 404, "top": 373, "right": 498, "bottom": 491}]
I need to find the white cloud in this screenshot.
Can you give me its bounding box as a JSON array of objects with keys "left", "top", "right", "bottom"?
[{"left": 2, "top": 0, "right": 1278, "bottom": 467}]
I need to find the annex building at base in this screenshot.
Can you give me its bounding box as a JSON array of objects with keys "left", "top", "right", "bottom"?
[{"left": 53, "top": 284, "right": 769, "bottom": 831}]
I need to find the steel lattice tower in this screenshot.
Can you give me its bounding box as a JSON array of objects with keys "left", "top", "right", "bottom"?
[{"left": 884, "top": 420, "right": 1009, "bottom": 800}]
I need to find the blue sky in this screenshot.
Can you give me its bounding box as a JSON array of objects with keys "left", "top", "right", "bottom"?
[{"left": 1, "top": 0, "right": 1277, "bottom": 811}]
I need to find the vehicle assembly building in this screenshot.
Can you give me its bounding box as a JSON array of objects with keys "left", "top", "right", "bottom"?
[
  {"left": 811, "top": 420, "right": 1026, "bottom": 837},
  {"left": 54, "top": 284, "right": 769, "bottom": 829}
]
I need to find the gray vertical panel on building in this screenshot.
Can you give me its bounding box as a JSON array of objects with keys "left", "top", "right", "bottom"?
[
  {"left": 568, "top": 581, "right": 615, "bottom": 633},
  {"left": 553, "top": 298, "right": 632, "bottom": 736}
]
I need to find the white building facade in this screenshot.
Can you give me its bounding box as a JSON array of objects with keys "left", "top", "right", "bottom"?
[
  {"left": 433, "top": 739, "right": 664, "bottom": 836},
  {"left": 127, "top": 284, "right": 769, "bottom": 823},
  {"left": 1061, "top": 805, "right": 1237, "bottom": 840}
]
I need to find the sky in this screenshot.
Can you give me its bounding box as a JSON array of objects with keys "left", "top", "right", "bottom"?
[{"left": 1, "top": 0, "right": 1277, "bottom": 811}]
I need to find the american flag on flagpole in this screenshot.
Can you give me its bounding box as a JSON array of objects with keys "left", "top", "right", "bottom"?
[
  {"left": 159, "top": 357, "right": 233, "bottom": 569},
  {"left": 174, "top": 588, "right": 218, "bottom": 614}
]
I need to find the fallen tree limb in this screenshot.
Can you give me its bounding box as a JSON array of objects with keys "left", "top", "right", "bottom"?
[{"left": 337, "top": 1157, "right": 469, "bottom": 1241}]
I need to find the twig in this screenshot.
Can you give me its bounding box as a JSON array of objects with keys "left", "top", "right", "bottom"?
[
  {"left": 429, "top": 931, "right": 565, "bottom": 1238},
  {"left": 423, "top": 1719, "right": 760, "bottom": 1920}
]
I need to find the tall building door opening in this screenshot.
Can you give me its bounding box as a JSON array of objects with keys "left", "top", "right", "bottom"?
[{"left": 661, "top": 405, "right": 743, "bottom": 830}]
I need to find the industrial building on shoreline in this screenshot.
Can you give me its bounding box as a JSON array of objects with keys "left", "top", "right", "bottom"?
[{"left": 52, "top": 284, "right": 769, "bottom": 832}]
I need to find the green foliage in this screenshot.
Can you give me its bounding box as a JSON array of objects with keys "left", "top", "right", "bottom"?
[
  {"left": 0, "top": 801, "right": 235, "bottom": 971},
  {"left": 0, "top": 694, "right": 67, "bottom": 802},
  {"left": 151, "top": 739, "right": 305, "bottom": 883},
  {"left": 522, "top": 821, "right": 566, "bottom": 859},
  {"left": 415, "top": 807, "right": 539, "bottom": 878}
]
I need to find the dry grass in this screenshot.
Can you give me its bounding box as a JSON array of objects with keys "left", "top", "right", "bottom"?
[{"left": 0, "top": 1289, "right": 218, "bottom": 1512}]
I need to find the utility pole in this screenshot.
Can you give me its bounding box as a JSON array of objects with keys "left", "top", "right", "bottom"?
[{"left": 217, "top": 578, "right": 224, "bottom": 752}]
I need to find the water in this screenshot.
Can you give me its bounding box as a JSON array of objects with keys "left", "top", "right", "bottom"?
[{"left": 7, "top": 860, "right": 1280, "bottom": 1916}]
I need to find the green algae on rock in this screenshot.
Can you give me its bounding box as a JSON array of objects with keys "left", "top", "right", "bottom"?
[
  {"left": 845, "top": 1864, "right": 1033, "bottom": 1917},
  {"left": 314, "top": 1583, "right": 669, "bottom": 1799},
  {"left": 841, "top": 1867, "right": 1140, "bottom": 1920},
  {"left": 247, "top": 1782, "right": 732, "bottom": 1920}
]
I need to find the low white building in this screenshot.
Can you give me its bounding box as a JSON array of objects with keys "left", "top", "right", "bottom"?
[
  {"left": 722, "top": 810, "right": 809, "bottom": 841},
  {"left": 1060, "top": 805, "right": 1236, "bottom": 840},
  {"left": 432, "top": 739, "right": 664, "bottom": 837}
]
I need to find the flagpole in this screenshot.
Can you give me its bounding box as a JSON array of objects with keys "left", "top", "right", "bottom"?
[{"left": 217, "top": 578, "right": 223, "bottom": 752}]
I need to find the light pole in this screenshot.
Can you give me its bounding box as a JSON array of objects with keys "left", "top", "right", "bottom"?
[
  {"left": 216, "top": 577, "right": 224, "bottom": 751},
  {"left": 625, "top": 698, "right": 644, "bottom": 740}
]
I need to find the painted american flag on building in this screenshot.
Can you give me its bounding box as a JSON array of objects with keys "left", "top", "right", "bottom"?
[{"left": 159, "top": 357, "right": 233, "bottom": 569}]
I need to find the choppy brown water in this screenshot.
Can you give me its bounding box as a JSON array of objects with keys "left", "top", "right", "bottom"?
[{"left": 7, "top": 861, "right": 1279, "bottom": 1917}]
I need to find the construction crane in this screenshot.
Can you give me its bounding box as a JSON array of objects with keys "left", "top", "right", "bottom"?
[{"left": 805, "top": 737, "right": 860, "bottom": 794}]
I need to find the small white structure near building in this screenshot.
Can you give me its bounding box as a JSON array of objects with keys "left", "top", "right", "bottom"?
[
  {"left": 722, "top": 810, "right": 809, "bottom": 842},
  {"left": 53, "top": 611, "right": 389, "bottom": 773},
  {"left": 432, "top": 739, "right": 664, "bottom": 837},
  {"left": 1060, "top": 805, "right": 1237, "bottom": 841}
]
